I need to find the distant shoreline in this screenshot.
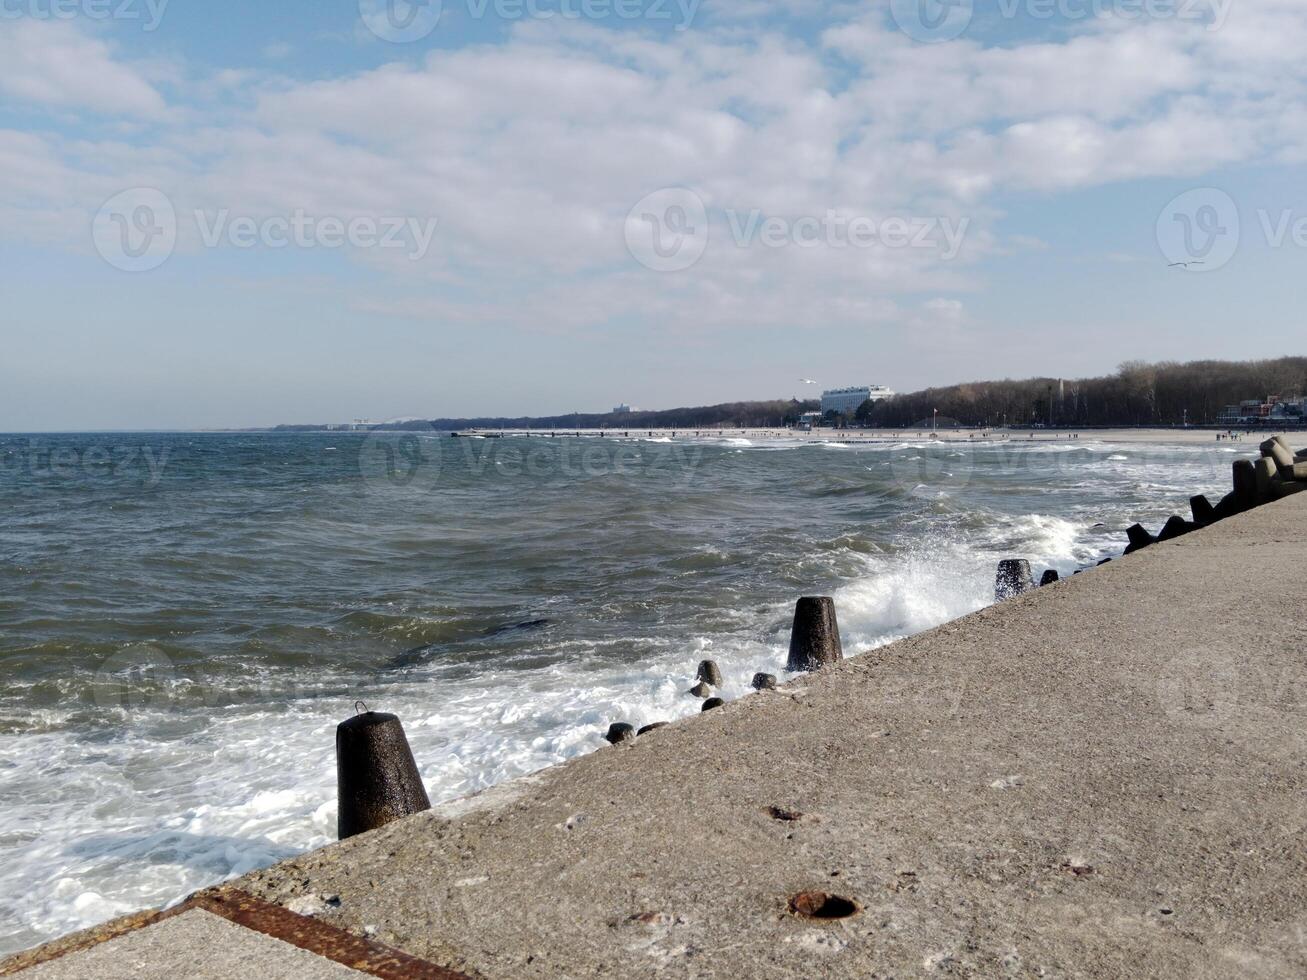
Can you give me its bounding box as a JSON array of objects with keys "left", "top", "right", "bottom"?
[{"left": 453, "top": 426, "right": 1294, "bottom": 446}]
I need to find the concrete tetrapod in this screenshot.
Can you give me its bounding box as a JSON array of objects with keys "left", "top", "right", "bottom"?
[
  {"left": 336, "top": 708, "right": 431, "bottom": 840},
  {"left": 786, "top": 597, "right": 843, "bottom": 672}
]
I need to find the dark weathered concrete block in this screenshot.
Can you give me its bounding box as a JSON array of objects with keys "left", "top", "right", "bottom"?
[
  {"left": 1040, "top": 570, "right": 1060, "bottom": 586},
  {"left": 1212, "top": 490, "right": 1243, "bottom": 520},
  {"left": 994, "top": 560, "right": 1033, "bottom": 601},
  {"left": 1126, "top": 524, "right": 1155, "bottom": 550},
  {"left": 751, "top": 672, "right": 778, "bottom": 691},
  {"left": 1190, "top": 494, "right": 1216, "bottom": 526},
  {"left": 1233, "top": 459, "right": 1259, "bottom": 511},
  {"left": 1254, "top": 457, "right": 1278, "bottom": 504},
  {"left": 336, "top": 709, "right": 431, "bottom": 840},
  {"left": 786, "top": 597, "right": 843, "bottom": 672},
  {"left": 605, "top": 723, "right": 636, "bottom": 745},
  {"left": 637, "top": 722, "right": 668, "bottom": 736},
  {"left": 701, "top": 698, "right": 725, "bottom": 712},
  {"left": 688, "top": 681, "right": 712, "bottom": 698},
  {"left": 696, "top": 660, "right": 722, "bottom": 687},
  {"left": 1157, "top": 515, "right": 1196, "bottom": 542}
]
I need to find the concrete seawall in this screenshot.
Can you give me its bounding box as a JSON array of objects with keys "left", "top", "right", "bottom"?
[{"left": 8, "top": 494, "right": 1307, "bottom": 978}]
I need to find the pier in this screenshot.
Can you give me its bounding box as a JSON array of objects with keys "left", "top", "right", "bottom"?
[{"left": 6, "top": 494, "right": 1307, "bottom": 978}]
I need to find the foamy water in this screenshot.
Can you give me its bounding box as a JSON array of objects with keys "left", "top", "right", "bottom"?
[{"left": 0, "top": 432, "right": 1244, "bottom": 954}]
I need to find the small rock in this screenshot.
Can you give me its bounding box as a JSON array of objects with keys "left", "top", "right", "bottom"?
[
  {"left": 751, "top": 672, "right": 778, "bottom": 691},
  {"left": 637, "top": 722, "right": 668, "bottom": 735},
  {"left": 687, "top": 681, "right": 712, "bottom": 698},
  {"left": 287, "top": 893, "right": 341, "bottom": 917},
  {"left": 696, "top": 659, "right": 723, "bottom": 686},
  {"left": 702, "top": 697, "right": 724, "bottom": 712},
  {"left": 605, "top": 723, "right": 635, "bottom": 744}
]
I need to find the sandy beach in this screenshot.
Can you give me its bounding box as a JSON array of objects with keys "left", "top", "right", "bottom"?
[{"left": 465, "top": 426, "right": 1301, "bottom": 447}]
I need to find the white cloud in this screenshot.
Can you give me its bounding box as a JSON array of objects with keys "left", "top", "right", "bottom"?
[
  {"left": 5, "top": 6, "right": 1307, "bottom": 336},
  {"left": 0, "top": 20, "right": 165, "bottom": 117}
]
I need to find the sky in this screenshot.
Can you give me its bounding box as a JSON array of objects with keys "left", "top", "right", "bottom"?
[{"left": 2, "top": 0, "right": 1306, "bottom": 429}]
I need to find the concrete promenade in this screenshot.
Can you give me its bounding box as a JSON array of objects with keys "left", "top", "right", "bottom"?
[{"left": 6, "top": 494, "right": 1307, "bottom": 978}]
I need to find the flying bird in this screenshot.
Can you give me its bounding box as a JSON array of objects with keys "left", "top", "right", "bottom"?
[
  {"left": 798, "top": 378, "right": 817, "bottom": 384},
  {"left": 1168, "top": 261, "right": 1205, "bottom": 268}
]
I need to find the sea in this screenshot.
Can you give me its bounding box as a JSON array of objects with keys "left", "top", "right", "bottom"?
[{"left": 0, "top": 430, "right": 1242, "bottom": 955}]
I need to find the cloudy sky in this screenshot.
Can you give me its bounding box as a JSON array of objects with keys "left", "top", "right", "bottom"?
[{"left": 2, "top": 0, "right": 1305, "bottom": 429}]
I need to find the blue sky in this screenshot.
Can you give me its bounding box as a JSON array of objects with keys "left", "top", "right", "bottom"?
[{"left": 2, "top": 0, "right": 1305, "bottom": 429}]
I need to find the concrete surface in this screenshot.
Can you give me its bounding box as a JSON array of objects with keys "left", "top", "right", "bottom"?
[
  {"left": 218, "top": 493, "right": 1307, "bottom": 979},
  {"left": 15, "top": 909, "right": 368, "bottom": 980}
]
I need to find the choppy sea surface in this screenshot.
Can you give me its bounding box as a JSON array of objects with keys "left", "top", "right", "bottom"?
[{"left": 0, "top": 431, "right": 1244, "bottom": 954}]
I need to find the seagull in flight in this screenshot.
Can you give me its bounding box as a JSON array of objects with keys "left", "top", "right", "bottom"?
[
  {"left": 1168, "top": 261, "right": 1205, "bottom": 268},
  {"left": 798, "top": 378, "right": 818, "bottom": 385}
]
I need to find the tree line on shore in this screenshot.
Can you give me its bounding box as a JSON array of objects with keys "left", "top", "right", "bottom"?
[
  {"left": 271, "top": 356, "right": 1306, "bottom": 432},
  {"left": 269, "top": 399, "right": 823, "bottom": 432},
  {"left": 861, "top": 356, "right": 1307, "bottom": 428}
]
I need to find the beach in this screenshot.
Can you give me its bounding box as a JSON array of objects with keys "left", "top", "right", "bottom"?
[{"left": 463, "top": 426, "right": 1294, "bottom": 446}]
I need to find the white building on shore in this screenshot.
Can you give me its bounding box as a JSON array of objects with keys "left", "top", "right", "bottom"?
[{"left": 820, "top": 385, "right": 896, "bottom": 416}]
